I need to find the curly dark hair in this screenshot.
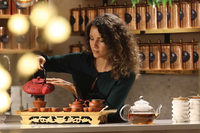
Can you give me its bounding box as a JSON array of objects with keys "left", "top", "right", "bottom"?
[{"left": 84, "top": 13, "right": 141, "bottom": 80}]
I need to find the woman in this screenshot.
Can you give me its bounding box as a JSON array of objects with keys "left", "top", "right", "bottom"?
[{"left": 37, "top": 13, "right": 140, "bottom": 122}]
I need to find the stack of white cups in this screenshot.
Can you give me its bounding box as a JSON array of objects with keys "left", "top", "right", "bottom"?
[
  {"left": 189, "top": 96, "right": 200, "bottom": 123},
  {"left": 172, "top": 96, "right": 190, "bottom": 123}
]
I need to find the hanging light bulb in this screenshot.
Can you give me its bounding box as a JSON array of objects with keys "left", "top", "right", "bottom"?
[
  {"left": 14, "top": 0, "right": 35, "bottom": 8},
  {"left": 44, "top": 16, "right": 71, "bottom": 44},
  {"left": 0, "top": 65, "right": 12, "bottom": 91},
  {"left": 0, "top": 91, "right": 11, "bottom": 114}
]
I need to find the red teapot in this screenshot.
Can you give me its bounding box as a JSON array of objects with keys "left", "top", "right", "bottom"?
[{"left": 22, "top": 68, "right": 55, "bottom": 95}]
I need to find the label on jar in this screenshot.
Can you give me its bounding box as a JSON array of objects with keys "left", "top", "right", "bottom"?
[
  {"left": 167, "top": 11, "right": 170, "bottom": 21},
  {"left": 140, "top": 51, "right": 145, "bottom": 62},
  {"left": 16, "top": 35, "right": 27, "bottom": 43},
  {"left": 0, "top": 34, "right": 9, "bottom": 43},
  {"left": 70, "top": 16, "right": 75, "bottom": 26},
  {"left": 149, "top": 52, "right": 155, "bottom": 63},
  {"left": 182, "top": 51, "right": 190, "bottom": 62},
  {"left": 136, "top": 13, "right": 141, "bottom": 23},
  {"left": 146, "top": 12, "right": 151, "bottom": 23},
  {"left": 0, "top": 0, "right": 8, "bottom": 10},
  {"left": 161, "top": 52, "right": 167, "bottom": 63},
  {"left": 79, "top": 15, "right": 83, "bottom": 26},
  {"left": 85, "top": 15, "right": 89, "bottom": 26},
  {"left": 180, "top": 10, "right": 184, "bottom": 21},
  {"left": 191, "top": 9, "right": 197, "bottom": 21},
  {"left": 125, "top": 13, "right": 132, "bottom": 24},
  {"left": 36, "top": 35, "right": 46, "bottom": 44},
  {"left": 170, "top": 52, "right": 177, "bottom": 63},
  {"left": 193, "top": 52, "right": 199, "bottom": 63},
  {"left": 157, "top": 11, "right": 163, "bottom": 22}
]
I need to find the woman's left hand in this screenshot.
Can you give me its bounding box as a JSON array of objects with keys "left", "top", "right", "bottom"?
[{"left": 46, "top": 78, "right": 78, "bottom": 97}]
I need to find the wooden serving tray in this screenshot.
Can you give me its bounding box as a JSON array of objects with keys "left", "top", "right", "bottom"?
[{"left": 15, "top": 109, "right": 117, "bottom": 125}]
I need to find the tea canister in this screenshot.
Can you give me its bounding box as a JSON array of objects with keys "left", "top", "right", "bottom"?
[
  {"left": 85, "top": 4, "right": 97, "bottom": 27},
  {"left": 113, "top": 2, "right": 126, "bottom": 22},
  {"left": 139, "top": 40, "right": 149, "bottom": 69},
  {"left": 12, "top": 33, "right": 30, "bottom": 49},
  {"left": 12, "top": 0, "right": 30, "bottom": 15},
  {"left": 180, "top": 0, "right": 192, "bottom": 28},
  {"left": 189, "top": 94, "right": 200, "bottom": 123},
  {"left": 30, "top": 26, "right": 48, "bottom": 50},
  {"left": 172, "top": 96, "right": 189, "bottom": 123},
  {"left": 149, "top": 40, "right": 161, "bottom": 69},
  {"left": 167, "top": 1, "right": 180, "bottom": 28},
  {"left": 97, "top": 3, "right": 106, "bottom": 16},
  {"left": 0, "top": 27, "right": 11, "bottom": 49},
  {"left": 69, "top": 41, "right": 83, "bottom": 53},
  {"left": 70, "top": 6, "right": 81, "bottom": 33},
  {"left": 126, "top": 4, "right": 136, "bottom": 30},
  {"left": 193, "top": 39, "right": 199, "bottom": 69},
  {"left": 80, "top": 7, "right": 87, "bottom": 32},
  {"left": 146, "top": 4, "right": 157, "bottom": 29},
  {"left": 105, "top": 3, "right": 113, "bottom": 14},
  {"left": 191, "top": 0, "right": 200, "bottom": 27},
  {"left": 0, "top": 0, "right": 11, "bottom": 15},
  {"left": 160, "top": 40, "right": 170, "bottom": 69},
  {"left": 170, "top": 39, "right": 183, "bottom": 70},
  {"left": 181, "top": 39, "right": 194, "bottom": 70},
  {"left": 157, "top": 4, "right": 168, "bottom": 29},
  {"left": 136, "top": 3, "right": 146, "bottom": 30}
]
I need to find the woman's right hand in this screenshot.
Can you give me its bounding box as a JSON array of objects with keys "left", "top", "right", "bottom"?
[{"left": 37, "top": 55, "right": 46, "bottom": 70}]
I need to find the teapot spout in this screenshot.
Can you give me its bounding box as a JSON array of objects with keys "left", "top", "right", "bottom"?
[
  {"left": 69, "top": 103, "right": 72, "bottom": 107},
  {"left": 155, "top": 104, "right": 162, "bottom": 119}
]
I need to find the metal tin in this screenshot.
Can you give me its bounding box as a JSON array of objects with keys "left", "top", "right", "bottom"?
[
  {"left": 85, "top": 5, "right": 97, "bottom": 26},
  {"left": 0, "top": 27, "right": 11, "bottom": 49},
  {"left": 180, "top": 1, "right": 192, "bottom": 28},
  {"left": 182, "top": 40, "right": 193, "bottom": 70},
  {"left": 30, "top": 27, "right": 48, "bottom": 50},
  {"left": 80, "top": 7, "right": 86, "bottom": 32},
  {"left": 170, "top": 39, "right": 183, "bottom": 70},
  {"left": 70, "top": 7, "right": 81, "bottom": 32},
  {"left": 69, "top": 42, "right": 83, "bottom": 53},
  {"left": 193, "top": 39, "right": 199, "bottom": 69},
  {"left": 105, "top": 4, "right": 113, "bottom": 14},
  {"left": 160, "top": 40, "right": 170, "bottom": 69},
  {"left": 12, "top": 0, "right": 30, "bottom": 15},
  {"left": 191, "top": 0, "right": 200, "bottom": 27},
  {"left": 113, "top": 2, "right": 126, "bottom": 21},
  {"left": 139, "top": 41, "right": 149, "bottom": 69},
  {"left": 136, "top": 3, "right": 146, "bottom": 30},
  {"left": 12, "top": 32, "right": 30, "bottom": 49},
  {"left": 167, "top": 2, "right": 180, "bottom": 28},
  {"left": 126, "top": 4, "right": 136, "bottom": 30},
  {"left": 146, "top": 5, "right": 157, "bottom": 29},
  {"left": 0, "top": 0, "right": 11, "bottom": 15},
  {"left": 157, "top": 4, "right": 167, "bottom": 29},
  {"left": 97, "top": 4, "right": 105, "bottom": 16},
  {"left": 149, "top": 40, "right": 161, "bottom": 69}
]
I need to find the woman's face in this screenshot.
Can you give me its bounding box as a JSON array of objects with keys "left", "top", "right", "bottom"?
[{"left": 89, "top": 26, "right": 109, "bottom": 59}]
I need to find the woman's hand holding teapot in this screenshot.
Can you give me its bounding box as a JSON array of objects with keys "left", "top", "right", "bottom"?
[
  {"left": 37, "top": 55, "right": 46, "bottom": 70},
  {"left": 46, "top": 78, "right": 78, "bottom": 98}
]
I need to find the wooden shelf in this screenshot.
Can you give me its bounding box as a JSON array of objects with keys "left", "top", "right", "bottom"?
[
  {"left": 0, "top": 49, "right": 52, "bottom": 54},
  {"left": 0, "top": 15, "right": 29, "bottom": 19},
  {"left": 140, "top": 69, "right": 199, "bottom": 74},
  {"left": 131, "top": 28, "right": 200, "bottom": 34}
]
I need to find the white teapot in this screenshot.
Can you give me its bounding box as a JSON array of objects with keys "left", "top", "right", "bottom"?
[{"left": 120, "top": 96, "right": 162, "bottom": 124}]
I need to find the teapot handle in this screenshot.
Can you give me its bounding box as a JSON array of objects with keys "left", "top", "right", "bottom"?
[
  {"left": 119, "top": 104, "right": 131, "bottom": 121},
  {"left": 40, "top": 66, "right": 46, "bottom": 85},
  {"left": 83, "top": 100, "right": 90, "bottom": 107}
]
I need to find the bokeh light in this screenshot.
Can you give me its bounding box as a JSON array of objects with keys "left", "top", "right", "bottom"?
[
  {"left": 14, "top": 0, "right": 35, "bottom": 8},
  {"left": 44, "top": 16, "right": 71, "bottom": 44},
  {"left": 17, "top": 52, "right": 39, "bottom": 77},
  {"left": 30, "top": 2, "right": 57, "bottom": 28},
  {"left": 8, "top": 14, "right": 30, "bottom": 36},
  {"left": 0, "top": 91, "right": 11, "bottom": 114},
  {"left": 0, "top": 65, "right": 12, "bottom": 91}
]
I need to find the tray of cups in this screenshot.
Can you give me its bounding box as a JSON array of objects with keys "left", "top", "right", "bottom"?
[{"left": 15, "top": 106, "right": 117, "bottom": 125}]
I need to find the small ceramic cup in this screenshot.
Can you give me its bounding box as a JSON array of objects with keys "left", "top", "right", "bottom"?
[
  {"left": 71, "top": 107, "right": 83, "bottom": 112},
  {"left": 28, "top": 108, "right": 37, "bottom": 112},
  {"left": 40, "top": 107, "right": 49, "bottom": 112},
  {"left": 63, "top": 107, "right": 71, "bottom": 112},
  {"left": 83, "top": 107, "right": 88, "bottom": 112},
  {"left": 52, "top": 107, "right": 61, "bottom": 112}
]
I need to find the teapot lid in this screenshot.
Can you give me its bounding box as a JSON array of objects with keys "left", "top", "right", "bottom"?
[
  {"left": 32, "top": 76, "right": 44, "bottom": 84},
  {"left": 72, "top": 99, "right": 82, "bottom": 104},
  {"left": 134, "top": 96, "right": 149, "bottom": 105}
]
